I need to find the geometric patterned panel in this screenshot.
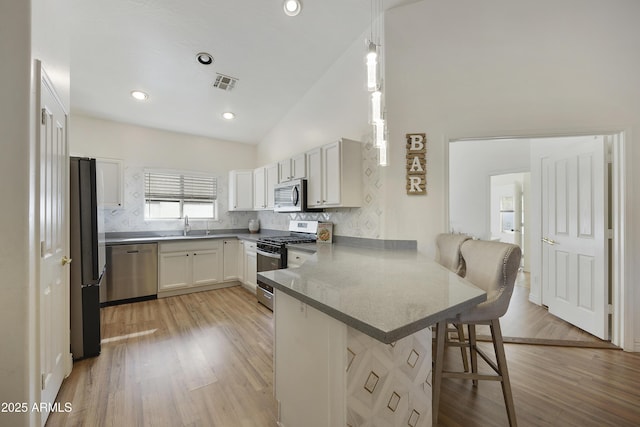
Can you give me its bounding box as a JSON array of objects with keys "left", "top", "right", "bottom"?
[{"left": 346, "top": 326, "right": 432, "bottom": 427}]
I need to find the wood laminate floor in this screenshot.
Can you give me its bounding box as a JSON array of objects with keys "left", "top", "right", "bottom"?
[
  {"left": 476, "top": 272, "right": 616, "bottom": 348},
  {"left": 48, "top": 285, "right": 640, "bottom": 427}
]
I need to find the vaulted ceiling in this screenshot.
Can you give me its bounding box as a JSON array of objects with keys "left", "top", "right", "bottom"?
[{"left": 71, "top": 0, "right": 414, "bottom": 144}]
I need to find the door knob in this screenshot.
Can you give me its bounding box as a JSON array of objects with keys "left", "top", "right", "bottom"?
[
  {"left": 541, "top": 237, "right": 557, "bottom": 246},
  {"left": 61, "top": 256, "right": 72, "bottom": 266}
]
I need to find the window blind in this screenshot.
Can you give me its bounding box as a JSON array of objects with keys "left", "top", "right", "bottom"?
[{"left": 145, "top": 172, "right": 217, "bottom": 202}]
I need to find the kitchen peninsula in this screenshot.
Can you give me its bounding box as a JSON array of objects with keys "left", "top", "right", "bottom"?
[{"left": 258, "top": 244, "right": 486, "bottom": 427}]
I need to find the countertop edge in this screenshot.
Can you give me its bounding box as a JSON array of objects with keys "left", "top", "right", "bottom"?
[{"left": 260, "top": 273, "right": 486, "bottom": 344}]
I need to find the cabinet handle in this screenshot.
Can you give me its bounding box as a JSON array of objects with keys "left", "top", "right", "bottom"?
[{"left": 316, "top": 200, "right": 320, "bottom": 204}]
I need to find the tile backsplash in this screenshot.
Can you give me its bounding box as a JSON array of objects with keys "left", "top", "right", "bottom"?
[{"left": 104, "top": 141, "right": 384, "bottom": 238}]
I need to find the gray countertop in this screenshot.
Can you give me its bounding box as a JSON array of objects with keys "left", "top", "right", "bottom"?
[
  {"left": 105, "top": 230, "right": 280, "bottom": 245},
  {"left": 258, "top": 244, "right": 486, "bottom": 344}
]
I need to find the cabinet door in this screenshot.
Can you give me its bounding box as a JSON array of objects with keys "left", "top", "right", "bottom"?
[
  {"left": 159, "top": 252, "right": 191, "bottom": 291},
  {"left": 266, "top": 163, "right": 278, "bottom": 209},
  {"left": 323, "top": 141, "right": 341, "bottom": 206},
  {"left": 96, "top": 158, "right": 124, "bottom": 208},
  {"left": 192, "top": 249, "right": 222, "bottom": 286},
  {"left": 237, "top": 240, "right": 245, "bottom": 283},
  {"left": 223, "top": 239, "right": 239, "bottom": 281},
  {"left": 279, "top": 159, "right": 292, "bottom": 183},
  {"left": 229, "top": 170, "right": 254, "bottom": 211},
  {"left": 254, "top": 167, "right": 266, "bottom": 210},
  {"left": 291, "top": 153, "right": 306, "bottom": 179},
  {"left": 306, "top": 147, "right": 322, "bottom": 208},
  {"left": 244, "top": 242, "right": 257, "bottom": 291}
]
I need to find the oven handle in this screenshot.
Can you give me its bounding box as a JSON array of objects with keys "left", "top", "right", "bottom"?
[{"left": 257, "top": 248, "right": 282, "bottom": 259}]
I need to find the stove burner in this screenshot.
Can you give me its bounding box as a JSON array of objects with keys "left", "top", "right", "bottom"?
[{"left": 258, "top": 234, "right": 317, "bottom": 245}]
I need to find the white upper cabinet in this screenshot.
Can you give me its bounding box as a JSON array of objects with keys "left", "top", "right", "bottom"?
[
  {"left": 229, "top": 170, "right": 254, "bottom": 211},
  {"left": 279, "top": 153, "right": 306, "bottom": 183},
  {"left": 254, "top": 163, "right": 278, "bottom": 210},
  {"left": 96, "top": 158, "right": 124, "bottom": 208},
  {"left": 253, "top": 167, "right": 265, "bottom": 210},
  {"left": 306, "top": 138, "right": 362, "bottom": 208}
]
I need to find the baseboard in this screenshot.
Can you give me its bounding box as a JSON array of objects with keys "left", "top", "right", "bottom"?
[
  {"left": 528, "top": 292, "right": 541, "bottom": 305},
  {"left": 635, "top": 339, "right": 640, "bottom": 352},
  {"left": 476, "top": 335, "right": 620, "bottom": 350}
]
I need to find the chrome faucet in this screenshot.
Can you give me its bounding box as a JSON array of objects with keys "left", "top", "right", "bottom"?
[{"left": 183, "top": 215, "right": 191, "bottom": 236}]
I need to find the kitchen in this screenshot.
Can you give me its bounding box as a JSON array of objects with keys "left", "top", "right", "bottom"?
[{"left": 3, "top": 0, "right": 640, "bottom": 426}]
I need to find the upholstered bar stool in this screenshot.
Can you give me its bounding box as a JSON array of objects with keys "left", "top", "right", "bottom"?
[
  {"left": 435, "top": 233, "right": 472, "bottom": 371},
  {"left": 432, "top": 240, "right": 521, "bottom": 427}
]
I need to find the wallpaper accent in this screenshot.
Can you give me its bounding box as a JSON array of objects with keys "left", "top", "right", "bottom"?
[
  {"left": 258, "top": 141, "right": 384, "bottom": 239},
  {"left": 346, "top": 326, "right": 432, "bottom": 427},
  {"left": 102, "top": 165, "right": 257, "bottom": 233}
]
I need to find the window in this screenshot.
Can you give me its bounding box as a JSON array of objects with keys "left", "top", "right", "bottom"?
[{"left": 144, "top": 171, "right": 218, "bottom": 219}]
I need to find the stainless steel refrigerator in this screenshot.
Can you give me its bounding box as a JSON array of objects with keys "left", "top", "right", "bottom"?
[{"left": 70, "top": 157, "right": 106, "bottom": 359}]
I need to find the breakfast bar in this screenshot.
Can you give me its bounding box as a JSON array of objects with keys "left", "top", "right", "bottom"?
[{"left": 258, "top": 244, "right": 486, "bottom": 427}]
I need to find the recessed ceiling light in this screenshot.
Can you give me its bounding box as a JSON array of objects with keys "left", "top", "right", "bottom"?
[
  {"left": 283, "top": 0, "right": 301, "bottom": 16},
  {"left": 222, "top": 112, "right": 235, "bottom": 120},
  {"left": 196, "top": 52, "right": 214, "bottom": 65},
  {"left": 131, "top": 90, "right": 148, "bottom": 101}
]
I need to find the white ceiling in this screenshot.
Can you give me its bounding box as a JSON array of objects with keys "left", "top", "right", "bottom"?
[{"left": 71, "top": 0, "right": 413, "bottom": 144}]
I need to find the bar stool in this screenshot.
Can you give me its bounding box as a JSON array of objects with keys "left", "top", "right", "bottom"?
[
  {"left": 435, "top": 233, "right": 471, "bottom": 371},
  {"left": 432, "top": 240, "right": 521, "bottom": 427}
]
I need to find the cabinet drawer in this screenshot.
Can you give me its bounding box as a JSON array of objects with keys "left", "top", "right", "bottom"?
[{"left": 160, "top": 239, "right": 223, "bottom": 253}]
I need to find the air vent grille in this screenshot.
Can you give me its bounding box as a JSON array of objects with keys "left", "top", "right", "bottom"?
[{"left": 213, "top": 74, "right": 238, "bottom": 91}]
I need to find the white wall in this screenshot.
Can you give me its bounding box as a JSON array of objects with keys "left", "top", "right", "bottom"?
[
  {"left": 449, "top": 139, "right": 530, "bottom": 239},
  {"left": 385, "top": 0, "right": 638, "bottom": 349},
  {"left": 71, "top": 115, "right": 258, "bottom": 233},
  {"left": 0, "top": 0, "right": 70, "bottom": 425}
]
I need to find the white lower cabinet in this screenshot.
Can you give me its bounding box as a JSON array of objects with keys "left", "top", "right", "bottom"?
[
  {"left": 237, "top": 240, "right": 245, "bottom": 283},
  {"left": 223, "top": 239, "right": 239, "bottom": 281},
  {"left": 158, "top": 240, "right": 226, "bottom": 297},
  {"left": 242, "top": 241, "right": 257, "bottom": 292}
]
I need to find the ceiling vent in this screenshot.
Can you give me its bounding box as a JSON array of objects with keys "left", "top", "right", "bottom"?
[{"left": 213, "top": 74, "right": 238, "bottom": 91}]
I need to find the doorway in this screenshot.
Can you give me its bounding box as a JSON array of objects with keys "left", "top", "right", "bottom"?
[
  {"left": 490, "top": 172, "right": 530, "bottom": 270},
  {"left": 448, "top": 133, "right": 626, "bottom": 348}
]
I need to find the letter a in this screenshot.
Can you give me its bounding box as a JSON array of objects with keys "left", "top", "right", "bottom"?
[{"left": 409, "top": 156, "right": 424, "bottom": 172}]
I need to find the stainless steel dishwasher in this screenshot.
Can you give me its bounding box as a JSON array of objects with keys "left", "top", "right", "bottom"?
[{"left": 104, "top": 243, "right": 158, "bottom": 304}]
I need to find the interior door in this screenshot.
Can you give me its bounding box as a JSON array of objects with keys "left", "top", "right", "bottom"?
[
  {"left": 540, "top": 136, "right": 608, "bottom": 340},
  {"left": 38, "top": 64, "right": 70, "bottom": 425}
]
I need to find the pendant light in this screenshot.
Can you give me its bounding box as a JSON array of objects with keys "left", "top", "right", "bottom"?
[{"left": 366, "top": 0, "right": 387, "bottom": 165}]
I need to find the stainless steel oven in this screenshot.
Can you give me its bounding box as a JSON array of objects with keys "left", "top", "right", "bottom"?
[
  {"left": 255, "top": 220, "right": 322, "bottom": 310},
  {"left": 256, "top": 241, "right": 286, "bottom": 310}
]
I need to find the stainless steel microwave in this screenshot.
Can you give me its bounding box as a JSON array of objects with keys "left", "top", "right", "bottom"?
[{"left": 274, "top": 178, "right": 309, "bottom": 212}]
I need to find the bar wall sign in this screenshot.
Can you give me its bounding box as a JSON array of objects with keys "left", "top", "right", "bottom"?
[{"left": 406, "top": 133, "right": 426, "bottom": 195}]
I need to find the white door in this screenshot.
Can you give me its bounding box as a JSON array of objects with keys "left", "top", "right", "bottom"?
[
  {"left": 539, "top": 136, "right": 608, "bottom": 340},
  {"left": 38, "top": 65, "right": 70, "bottom": 425}
]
